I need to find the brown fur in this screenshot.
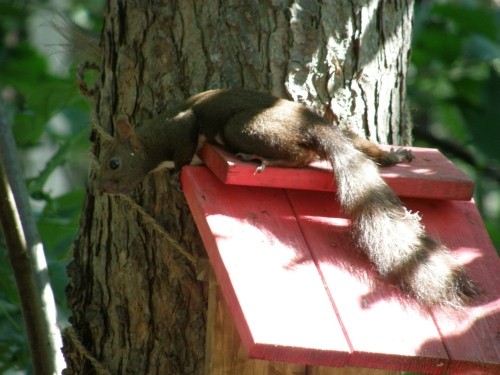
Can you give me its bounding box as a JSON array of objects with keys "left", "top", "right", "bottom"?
[{"left": 96, "top": 89, "right": 477, "bottom": 306}]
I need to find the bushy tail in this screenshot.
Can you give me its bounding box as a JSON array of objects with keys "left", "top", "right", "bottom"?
[{"left": 314, "top": 127, "right": 477, "bottom": 306}]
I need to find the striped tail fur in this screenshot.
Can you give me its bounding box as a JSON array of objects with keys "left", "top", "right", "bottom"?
[{"left": 313, "top": 126, "right": 477, "bottom": 306}]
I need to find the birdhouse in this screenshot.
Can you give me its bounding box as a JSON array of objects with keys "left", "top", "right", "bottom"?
[{"left": 181, "top": 143, "right": 500, "bottom": 375}]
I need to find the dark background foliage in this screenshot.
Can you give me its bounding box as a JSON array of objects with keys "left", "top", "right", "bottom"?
[{"left": 0, "top": 0, "right": 498, "bottom": 373}]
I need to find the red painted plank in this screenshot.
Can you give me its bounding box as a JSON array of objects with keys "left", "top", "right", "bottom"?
[
  {"left": 411, "top": 199, "right": 500, "bottom": 375},
  {"left": 181, "top": 166, "right": 351, "bottom": 366},
  {"left": 198, "top": 143, "right": 474, "bottom": 200},
  {"left": 288, "top": 190, "right": 500, "bottom": 374},
  {"left": 181, "top": 165, "right": 499, "bottom": 373},
  {"left": 286, "top": 190, "right": 451, "bottom": 375}
]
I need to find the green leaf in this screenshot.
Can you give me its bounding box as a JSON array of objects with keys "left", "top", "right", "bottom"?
[
  {"left": 432, "top": 3, "right": 498, "bottom": 40},
  {"left": 435, "top": 103, "right": 468, "bottom": 140},
  {"left": 42, "top": 188, "right": 85, "bottom": 221},
  {"left": 2, "top": 42, "right": 88, "bottom": 147},
  {"left": 462, "top": 68, "right": 500, "bottom": 162},
  {"left": 451, "top": 70, "right": 488, "bottom": 108},
  {"left": 27, "top": 126, "right": 89, "bottom": 198},
  {"left": 417, "top": 27, "right": 462, "bottom": 64},
  {"left": 463, "top": 35, "right": 500, "bottom": 63},
  {"left": 37, "top": 189, "right": 85, "bottom": 258}
]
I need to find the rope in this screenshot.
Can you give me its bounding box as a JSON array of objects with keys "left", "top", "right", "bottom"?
[
  {"left": 118, "top": 194, "right": 198, "bottom": 266},
  {"left": 63, "top": 326, "right": 111, "bottom": 375},
  {"left": 77, "top": 61, "right": 100, "bottom": 97}
]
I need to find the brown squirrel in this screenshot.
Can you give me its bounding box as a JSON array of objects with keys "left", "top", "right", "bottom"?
[{"left": 96, "top": 88, "right": 477, "bottom": 307}]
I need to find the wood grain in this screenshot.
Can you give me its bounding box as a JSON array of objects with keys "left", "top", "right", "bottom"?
[
  {"left": 205, "top": 273, "right": 305, "bottom": 375},
  {"left": 286, "top": 189, "right": 450, "bottom": 375},
  {"left": 415, "top": 198, "right": 500, "bottom": 375},
  {"left": 205, "top": 273, "right": 401, "bottom": 375},
  {"left": 181, "top": 165, "right": 499, "bottom": 374},
  {"left": 182, "top": 167, "right": 351, "bottom": 367}
]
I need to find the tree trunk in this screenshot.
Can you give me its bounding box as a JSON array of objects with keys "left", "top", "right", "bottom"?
[{"left": 62, "top": 1, "right": 414, "bottom": 374}]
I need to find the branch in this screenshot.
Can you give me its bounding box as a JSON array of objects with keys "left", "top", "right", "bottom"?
[{"left": 0, "top": 98, "right": 65, "bottom": 374}]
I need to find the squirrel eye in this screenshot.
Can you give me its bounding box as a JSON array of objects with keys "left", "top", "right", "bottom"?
[{"left": 109, "top": 158, "right": 121, "bottom": 170}]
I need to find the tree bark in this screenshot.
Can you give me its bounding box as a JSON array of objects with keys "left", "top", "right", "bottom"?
[{"left": 63, "top": 1, "right": 414, "bottom": 374}]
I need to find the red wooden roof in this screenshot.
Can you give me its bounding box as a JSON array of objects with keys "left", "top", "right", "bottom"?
[
  {"left": 198, "top": 144, "right": 474, "bottom": 200},
  {"left": 181, "top": 143, "right": 500, "bottom": 375}
]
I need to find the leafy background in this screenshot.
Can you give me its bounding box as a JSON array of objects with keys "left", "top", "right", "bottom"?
[
  {"left": 0, "top": 0, "right": 498, "bottom": 373},
  {"left": 0, "top": 0, "right": 102, "bottom": 373}
]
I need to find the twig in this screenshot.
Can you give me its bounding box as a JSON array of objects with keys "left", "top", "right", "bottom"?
[{"left": 0, "top": 97, "right": 65, "bottom": 374}]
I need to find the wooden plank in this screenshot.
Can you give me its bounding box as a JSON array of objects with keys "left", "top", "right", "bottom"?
[
  {"left": 198, "top": 143, "right": 474, "bottom": 200},
  {"left": 182, "top": 165, "right": 499, "bottom": 373},
  {"left": 409, "top": 198, "right": 500, "bottom": 375},
  {"left": 205, "top": 272, "right": 306, "bottom": 375},
  {"left": 308, "top": 366, "right": 401, "bottom": 375},
  {"left": 206, "top": 270, "right": 400, "bottom": 375},
  {"left": 182, "top": 166, "right": 351, "bottom": 367},
  {"left": 286, "top": 189, "right": 452, "bottom": 375}
]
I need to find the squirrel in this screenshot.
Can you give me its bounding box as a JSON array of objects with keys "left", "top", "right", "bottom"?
[{"left": 96, "top": 88, "right": 477, "bottom": 307}]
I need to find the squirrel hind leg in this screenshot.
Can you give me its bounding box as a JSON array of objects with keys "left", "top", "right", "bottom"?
[
  {"left": 346, "top": 131, "right": 414, "bottom": 166},
  {"left": 236, "top": 150, "right": 317, "bottom": 173}
]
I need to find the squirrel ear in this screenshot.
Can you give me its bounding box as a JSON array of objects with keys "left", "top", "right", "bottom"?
[
  {"left": 114, "top": 117, "right": 136, "bottom": 143},
  {"left": 114, "top": 117, "right": 143, "bottom": 153},
  {"left": 115, "top": 117, "right": 144, "bottom": 151}
]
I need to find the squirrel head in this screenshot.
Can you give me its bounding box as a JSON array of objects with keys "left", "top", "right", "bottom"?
[{"left": 96, "top": 117, "right": 149, "bottom": 194}]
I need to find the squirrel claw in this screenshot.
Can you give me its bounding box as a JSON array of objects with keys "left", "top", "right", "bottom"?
[
  {"left": 390, "top": 147, "right": 415, "bottom": 163},
  {"left": 170, "top": 172, "right": 183, "bottom": 191},
  {"left": 236, "top": 152, "right": 267, "bottom": 174},
  {"left": 254, "top": 163, "right": 266, "bottom": 174},
  {"left": 379, "top": 147, "right": 415, "bottom": 166}
]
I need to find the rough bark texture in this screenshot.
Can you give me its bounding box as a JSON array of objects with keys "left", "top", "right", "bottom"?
[{"left": 63, "top": 1, "right": 414, "bottom": 374}]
